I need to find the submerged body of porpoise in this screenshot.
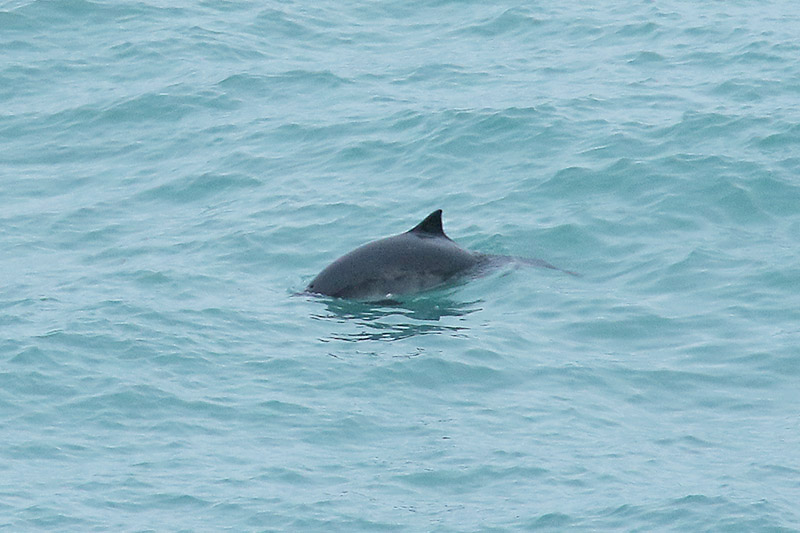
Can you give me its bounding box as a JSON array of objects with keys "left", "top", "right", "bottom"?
[{"left": 306, "top": 209, "right": 573, "bottom": 300}]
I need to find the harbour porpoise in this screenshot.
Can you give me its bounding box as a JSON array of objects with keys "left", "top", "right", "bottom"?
[{"left": 306, "top": 210, "right": 574, "bottom": 301}]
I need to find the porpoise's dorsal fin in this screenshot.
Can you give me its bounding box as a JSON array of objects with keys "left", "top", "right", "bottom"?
[{"left": 409, "top": 209, "right": 446, "bottom": 237}]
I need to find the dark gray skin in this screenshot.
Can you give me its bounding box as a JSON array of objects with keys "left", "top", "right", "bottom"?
[{"left": 307, "top": 209, "right": 571, "bottom": 300}]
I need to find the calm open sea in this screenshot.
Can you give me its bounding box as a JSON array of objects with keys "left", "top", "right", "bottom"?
[{"left": 2, "top": 0, "right": 800, "bottom": 530}]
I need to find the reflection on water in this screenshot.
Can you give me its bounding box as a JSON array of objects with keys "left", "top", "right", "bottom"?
[{"left": 311, "top": 294, "right": 483, "bottom": 342}]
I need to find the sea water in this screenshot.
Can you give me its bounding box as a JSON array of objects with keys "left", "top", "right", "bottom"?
[{"left": 2, "top": 0, "right": 799, "bottom": 530}]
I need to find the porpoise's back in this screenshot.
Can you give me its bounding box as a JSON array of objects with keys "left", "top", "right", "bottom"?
[{"left": 307, "top": 210, "right": 480, "bottom": 299}]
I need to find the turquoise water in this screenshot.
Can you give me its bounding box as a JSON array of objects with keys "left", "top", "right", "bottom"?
[{"left": 3, "top": 0, "right": 800, "bottom": 530}]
